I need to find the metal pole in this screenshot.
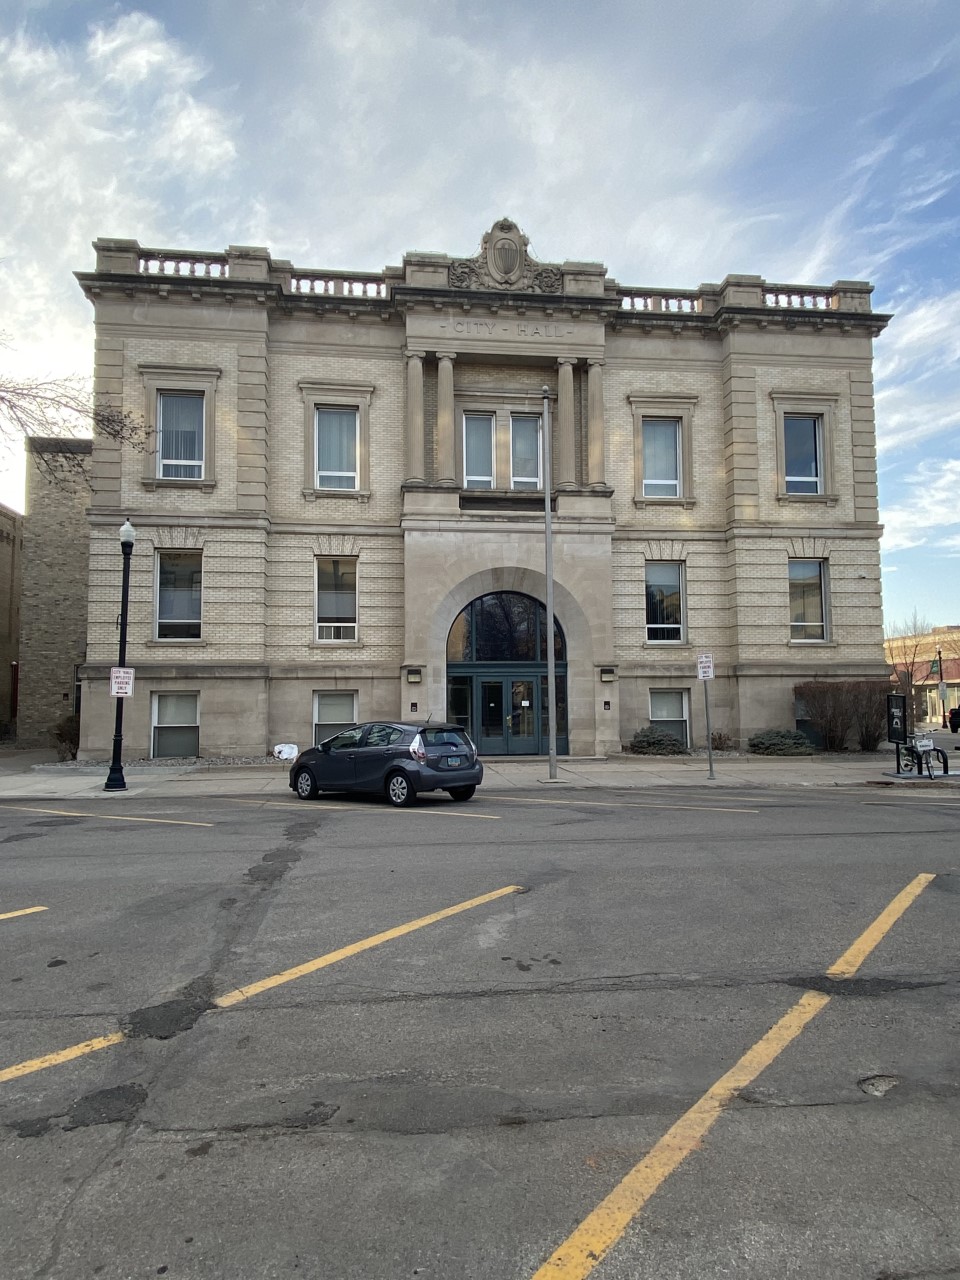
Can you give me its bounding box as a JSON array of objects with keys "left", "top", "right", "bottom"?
[
  {"left": 938, "top": 646, "right": 947, "bottom": 728},
  {"left": 104, "top": 536, "right": 133, "bottom": 791},
  {"left": 542, "top": 387, "right": 558, "bottom": 781},
  {"left": 703, "top": 679, "right": 715, "bottom": 780}
]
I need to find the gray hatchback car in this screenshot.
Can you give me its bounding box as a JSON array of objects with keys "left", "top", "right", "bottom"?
[{"left": 289, "top": 721, "right": 483, "bottom": 807}]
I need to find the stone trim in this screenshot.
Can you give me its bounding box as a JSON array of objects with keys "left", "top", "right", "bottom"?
[
  {"left": 628, "top": 394, "right": 698, "bottom": 508},
  {"left": 299, "top": 380, "right": 374, "bottom": 497},
  {"left": 139, "top": 364, "right": 221, "bottom": 492}
]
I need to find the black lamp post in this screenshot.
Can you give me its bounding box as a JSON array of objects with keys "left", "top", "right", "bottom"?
[
  {"left": 104, "top": 518, "right": 136, "bottom": 791},
  {"left": 938, "top": 645, "right": 948, "bottom": 728}
]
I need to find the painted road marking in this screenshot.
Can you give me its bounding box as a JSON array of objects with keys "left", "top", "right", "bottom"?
[
  {"left": 214, "top": 883, "right": 522, "bottom": 1007},
  {"left": 0, "top": 1033, "right": 125, "bottom": 1085},
  {"left": 230, "top": 798, "right": 500, "bottom": 820},
  {"left": 0, "top": 906, "right": 48, "bottom": 922},
  {"left": 0, "top": 884, "right": 523, "bottom": 1085},
  {"left": 530, "top": 872, "right": 937, "bottom": 1280},
  {"left": 0, "top": 805, "right": 214, "bottom": 828},
  {"left": 493, "top": 795, "right": 759, "bottom": 816}
]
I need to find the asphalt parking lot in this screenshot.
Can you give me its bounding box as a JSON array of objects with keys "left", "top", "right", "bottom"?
[{"left": 1, "top": 785, "right": 958, "bottom": 1279}]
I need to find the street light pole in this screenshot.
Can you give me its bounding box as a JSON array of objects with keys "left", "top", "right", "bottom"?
[
  {"left": 542, "top": 387, "right": 558, "bottom": 781},
  {"left": 104, "top": 519, "right": 136, "bottom": 792},
  {"left": 938, "top": 645, "right": 947, "bottom": 728}
]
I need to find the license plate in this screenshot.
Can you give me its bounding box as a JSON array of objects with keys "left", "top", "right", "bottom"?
[{"left": 447, "top": 757, "right": 461, "bottom": 768}]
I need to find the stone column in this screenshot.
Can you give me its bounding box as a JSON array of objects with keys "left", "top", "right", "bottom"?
[
  {"left": 587, "top": 358, "right": 606, "bottom": 487},
  {"left": 404, "top": 349, "right": 426, "bottom": 483},
  {"left": 436, "top": 351, "right": 457, "bottom": 485},
  {"left": 556, "top": 358, "right": 576, "bottom": 488}
]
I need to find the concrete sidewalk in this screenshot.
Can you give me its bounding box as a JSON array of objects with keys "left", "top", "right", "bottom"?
[{"left": 0, "top": 736, "right": 958, "bottom": 801}]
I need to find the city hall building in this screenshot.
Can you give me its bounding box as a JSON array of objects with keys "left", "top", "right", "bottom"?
[{"left": 75, "top": 220, "right": 890, "bottom": 760}]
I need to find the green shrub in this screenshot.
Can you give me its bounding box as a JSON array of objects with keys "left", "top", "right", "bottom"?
[
  {"left": 628, "top": 726, "right": 689, "bottom": 755},
  {"left": 51, "top": 713, "right": 80, "bottom": 761},
  {"left": 747, "top": 729, "right": 813, "bottom": 756}
]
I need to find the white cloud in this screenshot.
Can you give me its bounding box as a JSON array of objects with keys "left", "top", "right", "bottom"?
[{"left": 880, "top": 458, "right": 960, "bottom": 552}]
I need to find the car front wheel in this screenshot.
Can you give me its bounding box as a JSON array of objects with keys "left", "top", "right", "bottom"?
[
  {"left": 446, "top": 785, "right": 476, "bottom": 802},
  {"left": 386, "top": 771, "right": 416, "bottom": 807},
  {"left": 294, "top": 768, "right": 319, "bottom": 800}
]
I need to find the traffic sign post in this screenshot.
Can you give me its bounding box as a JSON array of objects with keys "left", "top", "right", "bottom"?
[
  {"left": 110, "top": 667, "right": 135, "bottom": 698},
  {"left": 697, "top": 653, "right": 715, "bottom": 780}
]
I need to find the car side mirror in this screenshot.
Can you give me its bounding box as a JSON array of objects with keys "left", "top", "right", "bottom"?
[{"left": 321, "top": 741, "right": 332, "bottom": 753}]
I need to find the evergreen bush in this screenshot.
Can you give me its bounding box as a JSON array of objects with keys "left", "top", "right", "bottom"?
[
  {"left": 628, "top": 726, "right": 689, "bottom": 755},
  {"left": 747, "top": 729, "right": 814, "bottom": 756}
]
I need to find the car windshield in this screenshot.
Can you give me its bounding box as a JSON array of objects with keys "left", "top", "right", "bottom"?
[{"left": 421, "top": 728, "right": 470, "bottom": 748}]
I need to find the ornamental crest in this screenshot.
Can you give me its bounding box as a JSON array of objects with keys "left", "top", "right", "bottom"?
[{"left": 449, "top": 218, "right": 562, "bottom": 293}]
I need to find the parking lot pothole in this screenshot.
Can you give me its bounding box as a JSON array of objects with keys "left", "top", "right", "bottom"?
[{"left": 857, "top": 1074, "right": 901, "bottom": 1098}]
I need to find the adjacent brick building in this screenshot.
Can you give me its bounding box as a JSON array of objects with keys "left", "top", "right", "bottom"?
[
  {"left": 16, "top": 439, "right": 91, "bottom": 747},
  {"left": 0, "top": 502, "right": 22, "bottom": 734},
  {"left": 73, "top": 219, "right": 891, "bottom": 760}
]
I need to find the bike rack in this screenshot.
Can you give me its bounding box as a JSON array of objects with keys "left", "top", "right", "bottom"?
[{"left": 896, "top": 742, "right": 950, "bottom": 777}]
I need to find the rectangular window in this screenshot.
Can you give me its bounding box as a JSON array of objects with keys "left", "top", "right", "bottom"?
[
  {"left": 152, "top": 692, "right": 199, "bottom": 759},
  {"left": 642, "top": 418, "right": 681, "bottom": 498},
  {"left": 650, "top": 689, "right": 688, "bottom": 746},
  {"left": 784, "top": 414, "right": 823, "bottom": 494},
  {"left": 645, "top": 562, "right": 683, "bottom": 642},
  {"left": 314, "top": 690, "right": 358, "bottom": 745},
  {"left": 317, "top": 556, "right": 357, "bottom": 641},
  {"left": 156, "top": 551, "right": 202, "bottom": 640},
  {"left": 510, "top": 414, "right": 541, "bottom": 490},
  {"left": 789, "top": 559, "right": 827, "bottom": 641},
  {"left": 158, "top": 392, "right": 204, "bottom": 479},
  {"left": 464, "top": 413, "right": 495, "bottom": 488},
  {"left": 316, "top": 407, "right": 359, "bottom": 490}
]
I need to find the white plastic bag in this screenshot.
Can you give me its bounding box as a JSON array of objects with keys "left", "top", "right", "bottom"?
[{"left": 272, "top": 743, "right": 299, "bottom": 761}]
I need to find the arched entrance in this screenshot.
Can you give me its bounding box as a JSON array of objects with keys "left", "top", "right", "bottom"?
[{"left": 445, "top": 591, "right": 568, "bottom": 755}]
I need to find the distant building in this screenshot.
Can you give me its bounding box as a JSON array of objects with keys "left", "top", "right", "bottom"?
[
  {"left": 0, "top": 502, "right": 22, "bottom": 734},
  {"left": 884, "top": 625, "right": 960, "bottom": 725},
  {"left": 73, "top": 220, "right": 891, "bottom": 760},
  {"left": 16, "top": 439, "right": 91, "bottom": 747}
]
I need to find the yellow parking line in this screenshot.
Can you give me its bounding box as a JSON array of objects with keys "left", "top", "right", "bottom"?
[
  {"left": 0, "top": 906, "right": 48, "bottom": 922},
  {"left": 0, "top": 1033, "right": 125, "bottom": 1085},
  {"left": 494, "top": 795, "right": 759, "bottom": 816},
  {"left": 215, "top": 883, "right": 522, "bottom": 1007},
  {"left": 0, "top": 884, "right": 523, "bottom": 1085},
  {"left": 0, "top": 805, "right": 213, "bottom": 828},
  {"left": 530, "top": 872, "right": 936, "bottom": 1280}
]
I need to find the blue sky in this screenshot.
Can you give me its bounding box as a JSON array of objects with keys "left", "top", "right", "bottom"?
[{"left": 1, "top": 0, "right": 958, "bottom": 628}]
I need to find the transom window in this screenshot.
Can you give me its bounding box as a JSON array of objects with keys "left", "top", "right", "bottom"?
[
  {"left": 317, "top": 557, "right": 357, "bottom": 642},
  {"left": 158, "top": 392, "right": 204, "bottom": 479},
  {"left": 784, "top": 414, "right": 823, "bottom": 494},
  {"left": 316, "top": 407, "right": 359, "bottom": 489},
  {"left": 446, "top": 591, "right": 565, "bottom": 662},
  {"left": 645, "top": 562, "right": 684, "bottom": 642},
  {"left": 642, "top": 418, "right": 681, "bottom": 498},
  {"left": 789, "top": 559, "right": 827, "bottom": 641}
]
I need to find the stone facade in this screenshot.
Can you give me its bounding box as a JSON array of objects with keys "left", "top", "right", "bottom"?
[
  {"left": 0, "top": 502, "right": 22, "bottom": 733},
  {"left": 16, "top": 440, "right": 91, "bottom": 747},
  {"left": 74, "top": 221, "right": 891, "bottom": 760}
]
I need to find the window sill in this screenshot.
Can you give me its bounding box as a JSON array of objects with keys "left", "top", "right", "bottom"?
[
  {"left": 788, "top": 639, "right": 836, "bottom": 647},
  {"left": 142, "top": 478, "right": 216, "bottom": 493},
  {"left": 776, "top": 492, "right": 839, "bottom": 506},
  {"left": 642, "top": 640, "right": 691, "bottom": 648},
  {"left": 311, "top": 639, "right": 364, "bottom": 649},
  {"left": 303, "top": 488, "right": 370, "bottom": 503},
  {"left": 633, "top": 497, "right": 696, "bottom": 509},
  {"left": 146, "top": 639, "right": 207, "bottom": 648}
]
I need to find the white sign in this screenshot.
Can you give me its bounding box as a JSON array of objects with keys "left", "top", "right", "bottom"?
[
  {"left": 938, "top": 681, "right": 948, "bottom": 702},
  {"left": 697, "top": 653, "right": 715, "bottom": 680},
  {"left": 110, "top": 667, "right": 135, "bottom": 698}
]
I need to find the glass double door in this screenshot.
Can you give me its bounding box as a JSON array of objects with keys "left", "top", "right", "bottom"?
[{"left": 448, "top": 668, "right": 568, "bottom": 756}]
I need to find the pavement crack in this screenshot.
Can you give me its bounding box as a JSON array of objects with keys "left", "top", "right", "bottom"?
[{"left": 121, "top": 975, "right": 215, "bottom": 1040}]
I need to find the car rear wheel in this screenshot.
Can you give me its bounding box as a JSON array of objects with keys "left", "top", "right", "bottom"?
[
  {"left": 446, "top": 785, "right": 476, "bottom": 802},
  {"left": 294, "top": 768, "right": 319, "bottom": 800},
  {"left": 386, "top": 771, "right": 416, "bottom": 807}
]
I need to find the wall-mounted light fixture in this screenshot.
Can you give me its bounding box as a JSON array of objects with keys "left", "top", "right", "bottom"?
[
  {"left": 406, "top": 668, "right": 422, "bottom": 684},
  {"left": 600, "top": 667, "right": 616, "bottom": 682}
]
